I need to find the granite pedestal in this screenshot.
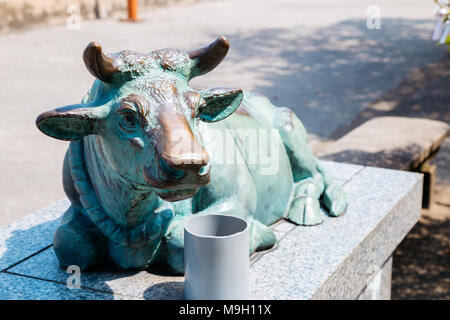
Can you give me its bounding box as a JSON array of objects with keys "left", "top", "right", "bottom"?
[{"left": 0, "top": 161, "right": 423, "bottom": 300}]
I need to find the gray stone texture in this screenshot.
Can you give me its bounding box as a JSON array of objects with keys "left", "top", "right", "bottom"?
[
  {"left": 0, "top": 162, "right": 422, "bottom": 299},
  {"left": 0, "top": 199, "right": 69, "bottom": 271},
  {"left": 357, "top": 256, "right": 392, "bottom": 300},
  {"left": 317, "top": 117, "right": 449, "bottom": 170},
  {"left": 0, "top": 272, "right": 126, "bottom": 300},
  {"left": 9, "top": 248, "right": 184, "bottom": 300}
]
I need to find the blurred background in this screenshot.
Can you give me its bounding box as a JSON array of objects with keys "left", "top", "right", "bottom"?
[{"left": 0, "top": 0, "right": 448, "bottom": 299}]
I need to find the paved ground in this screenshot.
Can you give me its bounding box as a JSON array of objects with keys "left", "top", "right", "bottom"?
[
  {"left": 381, "top": 57, "right": 450, "bottom": 300},
  {"left": 0, "top": 0, "right": 446, "bottom": 226}
]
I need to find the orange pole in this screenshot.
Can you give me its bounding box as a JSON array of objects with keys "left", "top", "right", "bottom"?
[{"left": 128, "top": 0, "right": 138, "bottom": 21}]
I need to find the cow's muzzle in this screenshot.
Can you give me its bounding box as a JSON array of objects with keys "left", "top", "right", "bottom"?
[{"left": 143, "top": 154, "right": 211, "bottom": 191}]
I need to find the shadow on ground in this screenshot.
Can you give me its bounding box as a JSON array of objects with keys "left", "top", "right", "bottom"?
[
  {"left": 392, "top": 213, "right": 450, "bottom": 300},
  {"left": 320, "top": 145, "right": 425, "bottom": 170},
  {"left": 310, "top": 41, "right": 450, "bottom": 299},
  {"left": 203, "top": 18, "right": 447, "bottom": 141},
  {"left": 0, "top": 217, "right": 184, "bottom": 299},
  {"left": 329, "top": 56, "right": 450, "bottom": 140}
]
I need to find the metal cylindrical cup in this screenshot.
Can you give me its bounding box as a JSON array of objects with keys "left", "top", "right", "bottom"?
[{"left": 184, "top": 214, "right": 249, "bottom": 300}]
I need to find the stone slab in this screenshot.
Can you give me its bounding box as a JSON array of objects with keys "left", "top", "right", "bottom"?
[
  {"left": 249, "top": 167, "right": 422, "bottom": 299},
  {"left": 0, "top": 272, "right": 126, "bottom": 300},
  {"left": 8, "top": 247, "right": 185, "bottom": 300},
  {"left": 357, "top": 255, "right": 392, "bottom": 300},
  {"left": 272, "top": 220, "right": 296, "bottom": 233},
  {"left": 6, "top": 219, "right": 295, "bottom": 300},
  {"left": 319, "top": 161, "right": 364, "bottom": 182},
  {"left": 0, "top": 162, "right": 422, "bottom": 299},
  {"left": 312, "top": 167, "right": 422, "bottom": 299},
  {"left": 0, "top": 199, "right": 69, "bottom": 271},
  {"left": 317, "top": 117, "right": 449, "bottom": 170}
]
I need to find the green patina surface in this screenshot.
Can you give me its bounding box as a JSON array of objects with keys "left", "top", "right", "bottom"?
[{"left": 35, "top": 37, "right": 347, "bottom": 273}]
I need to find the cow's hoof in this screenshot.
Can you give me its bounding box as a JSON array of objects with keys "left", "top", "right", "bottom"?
[
  {"left": 322, "top": 184, "right": 347, "bottom": 217},
  {"left": 287, "top": 196, "right": 323, "bottom": 226},
  {"left": 249, "top": 218, "right": 277, "bottom": 254}
]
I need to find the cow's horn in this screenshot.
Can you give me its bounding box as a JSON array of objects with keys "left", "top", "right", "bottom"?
[
  {"left": 83, "top": 42, "right": 123, "bottom": 83},
  {"left": 188, "top": 36, "right": 230, "bottom": 79}
]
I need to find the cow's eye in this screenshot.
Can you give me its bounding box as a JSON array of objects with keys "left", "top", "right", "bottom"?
[
  {"left": 120, "top": 111, "right": 138, "bottom": 131},
  {"left": 124, "top": 114, "right": 135, "bottom": 126}
]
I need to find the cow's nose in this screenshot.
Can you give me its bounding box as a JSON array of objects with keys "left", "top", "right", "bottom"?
[
  {"left": 159, "top": 158, "right": 185, "bottom": 180},
  {"left": 161, "top": 153, "right": 209, "bottom": 179},
  {"left": 198, "top": 162, "right": 211, "bottom": 176}
]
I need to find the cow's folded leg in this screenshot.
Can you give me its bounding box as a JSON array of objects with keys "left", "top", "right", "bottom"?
[
  {"left": 287, "top": 196, "right": 322, "bottom": 226},
  {"left": 323, "top": 184, "right": 347, "bottom": 217},
  {"left": 53, "top": 206, "right": 107, "bottom": 270},
  {"left": 317, "top": 161, "right": 347, "bottom": 217},
  {"left": 160, "top": 218, "right": 185, "bottom": 274},
  {"left": 286, "top": 176, "right": 324, "bottom": 226},
  {"left": 248, "top": 217, "right": 276, "bottom": 253},
  {"left": 272, "top": 106, "right": 347, "bottom": 220}
]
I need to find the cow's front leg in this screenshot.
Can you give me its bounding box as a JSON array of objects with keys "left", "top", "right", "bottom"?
[
  {"left": 108, "top": 205, "right": 174, "bottom": 270},
  {"left": 53, "top": 206, "right": 107, "bottom": 270},
  {"left": 161, "top": 217, "right": 186, "bottom": 274}
]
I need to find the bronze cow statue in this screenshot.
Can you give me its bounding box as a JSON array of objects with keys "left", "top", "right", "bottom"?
[{"left": 36, "top": 36, "right": 347, "bottom": 273}]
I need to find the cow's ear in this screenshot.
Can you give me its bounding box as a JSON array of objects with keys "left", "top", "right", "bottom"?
[
  {"left": 198, "top": 87, "right": 243, "bottom": 122},
  {"left": 36, "top": 104, "right": 108, "bottom": 141}
]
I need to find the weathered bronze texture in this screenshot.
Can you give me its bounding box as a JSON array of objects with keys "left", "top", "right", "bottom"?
[{"left": 36, "top": 36, "right": 347, "bottom": 273}]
